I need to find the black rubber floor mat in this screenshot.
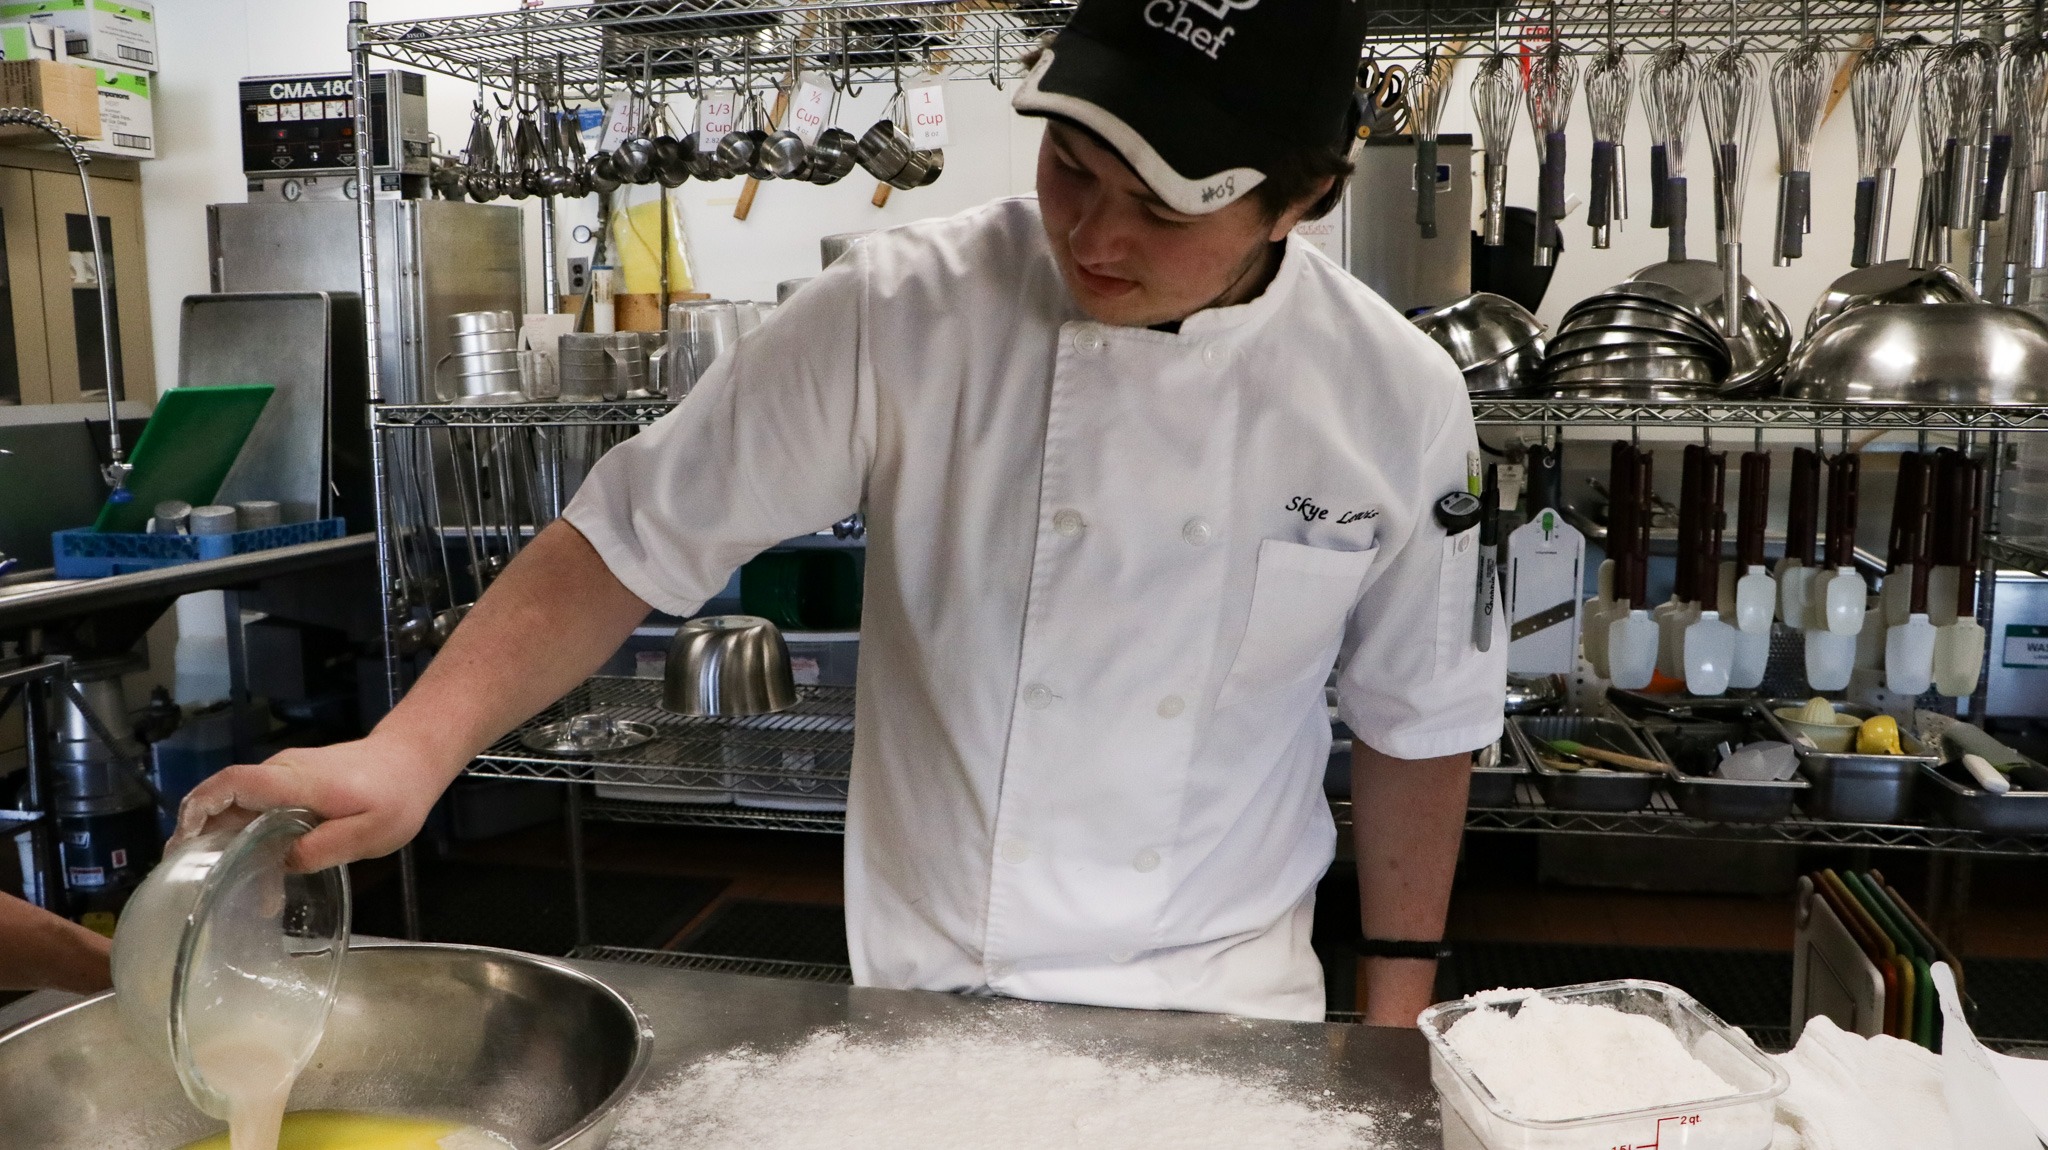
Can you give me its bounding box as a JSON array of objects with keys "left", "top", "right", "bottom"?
[
  {"left": 352, "top": 857, "right": 725, "bottom": 957},
  {"left": 671, "top": 899, "right": 850, "bottom": 966}
]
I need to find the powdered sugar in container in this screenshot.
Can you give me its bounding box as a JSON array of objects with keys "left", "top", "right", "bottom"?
[{"left": 1417, "top": 980, "right": 1788, "bottom": 1150}]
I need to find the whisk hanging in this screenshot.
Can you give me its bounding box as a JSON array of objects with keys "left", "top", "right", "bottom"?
[
  {"left": 1645, "top": 41, "right": 1698, "bottom": 262},
  {"left": 1472, "top": 49, "right": 1521, "bottom": 248},
  {"left": 1407, "top": 45, "right": 1454, "bottom": 239},
  {"left": 1769, "top": 30, "right": 1830, "bottom": 264},
  {"left": 1526, "top": 34, "right": 1577, "bottom": 267},
  {"left": 1850, "top": 37, "right": 1914, "bottom": 267},
  {"left": 1586, "top": 45, "right": 1633, "bottom": 249}
]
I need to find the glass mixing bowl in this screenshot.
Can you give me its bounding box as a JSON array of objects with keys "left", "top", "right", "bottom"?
[{"left": 111, "top": 807, "right": 350, "bottom": 1119}]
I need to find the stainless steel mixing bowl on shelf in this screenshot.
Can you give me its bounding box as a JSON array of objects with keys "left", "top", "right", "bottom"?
[
  {"left": 1410, "top": 292, "right": 1548, "bottom": 395},
  {"left": 1781, "top": 302, "right": 2048, "bottom": 405},
  {"left": 1805, "top": 260, "right": 1978, "bottom": 337},
  {"left": 0, "top": 943, "right": 652, "bottom": 1150},
  {"left": 1626, "top": 259, "right": 1791, "bottom": 395}
]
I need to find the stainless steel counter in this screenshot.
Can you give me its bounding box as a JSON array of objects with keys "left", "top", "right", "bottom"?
[
  {"left": 0, "top": 955, "right": 1444, "bottom": 1148},
  {"left": 571, "top": 957, "right": 1444, "bottom": 1147}
]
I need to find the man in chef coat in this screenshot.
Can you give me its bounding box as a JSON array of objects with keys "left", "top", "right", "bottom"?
[{"left": 179, "top": 0, "right": 1508, "bottom": 1024}]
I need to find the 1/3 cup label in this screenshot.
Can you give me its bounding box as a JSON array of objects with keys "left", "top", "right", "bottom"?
[
  {"left": 697, "top": 90, "right": 739, "bottom": 140},
  {"left": 908, "top": 83, "right": 947, "bottom": 148}
]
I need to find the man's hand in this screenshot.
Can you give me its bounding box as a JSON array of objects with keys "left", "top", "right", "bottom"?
[
  {"left": 1351, "top": 739, "right": 1472, "bottom": 1027},
  {"left": 176, "top": 520, "right": 653, "bottom": 873},
  {"left": 173, "top": 732, "right": 448, "bottom": 873}
]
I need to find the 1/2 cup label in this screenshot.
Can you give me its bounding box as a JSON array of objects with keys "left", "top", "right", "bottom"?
[{"left": 788, "top": 74, "right": 832, "bottom": 145}]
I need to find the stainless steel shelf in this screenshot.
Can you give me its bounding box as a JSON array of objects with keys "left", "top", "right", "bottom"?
[
  {"left": 1992, "top": 538, "right": 2048, "bottom": 578},
  {"left": 470, "top": 675, "right": 854, "bottom": 787},
  {"left": 362, "top": 0, "right": 1074, "bottom": 96},
  {"left": 360, "top": 0, "right": 2033, "bottom": 97},
  {"left": 569, "top": 944, "right": 855, "bottom": 983},
  {"left": 1336, "top": 783, "right": 2048, "bottom": 859},
  {"left": 1472, "top": 398, "right": 2048, "bottom": 431},
  {"left": 583, "top": 796, "right": 848, "bottom": 833},
  {"left": 372, "top": 399, "right": 678, "bottom": 428}
]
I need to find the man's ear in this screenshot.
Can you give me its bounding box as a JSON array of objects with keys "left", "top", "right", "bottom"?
[{"left": 1267, "top": 176, "right": 1338, "bottom": 241}]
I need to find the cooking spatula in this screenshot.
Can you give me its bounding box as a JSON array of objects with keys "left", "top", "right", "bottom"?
[
  {"left": 1805, "top": 452, "right": 1859, "bottom": 691},
  {"left": 1659, "top": 445, "right": 1708, "bottom": 680},
  {"left": 1609, "top": 449, "right": 1660, "bottom": 690},
  {"left": 1685, "top": 448, "right": 1737, "bottom": 696},
  {"left": 1778, "top": 447, "right": 1820, "bottom": 626},
  {"left": 1936, "top": 455, "right": 1987, "bottom": 697},
  {"left": 1886, "top": 452, "right": 1937, "bottom": 696},
  {"left": 1821, "top": 452, "right": 1866, "bottom": 635},
  {"left": 1584, "top": 441, "right": 1635, "bottom": 678},
  {"left": 1730, "top": 450, "right": 1775, "bottom": 689}
]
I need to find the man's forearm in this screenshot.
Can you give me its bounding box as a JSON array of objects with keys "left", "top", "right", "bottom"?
[
  {"left": 1351, "top": 740, "right": 1471, "bottom": 1026},
  {"left": 0, "top": 893, "right": 110, "bottom": 993},
  {"left": 376, "top": 520, "right": 652, "bottom": 777}
]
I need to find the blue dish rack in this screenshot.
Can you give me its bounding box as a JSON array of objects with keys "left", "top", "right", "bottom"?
[{"left": 53, "top": 518, "right": 346, "bottom": 578}]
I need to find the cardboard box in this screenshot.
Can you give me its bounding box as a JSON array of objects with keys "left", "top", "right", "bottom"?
[
  {"left": 0, "top": 20, "right": 63, "bottom": 61},
  {"left": 84, "top": 61, "right": 148, "bottom": 157},
  {"left": 0, "top": 0, "right": 152, "bottom": 70},
  {"left": 0, "top": 58, "right": 99, "bottom": 144}
]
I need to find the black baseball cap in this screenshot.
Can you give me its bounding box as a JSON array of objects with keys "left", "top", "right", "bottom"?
[{"left": 1013, "top": 0, "right": 1369, "bottom": 215}]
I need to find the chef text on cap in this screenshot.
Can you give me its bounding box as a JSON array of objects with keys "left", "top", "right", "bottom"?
[{"left": 1145, "top": 0, "right": 1239, "bottom": 58}]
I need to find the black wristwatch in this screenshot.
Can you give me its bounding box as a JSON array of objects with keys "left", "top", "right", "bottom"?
[{"left": 1355, "top": 936, "right": 1453, "bottom": 961}]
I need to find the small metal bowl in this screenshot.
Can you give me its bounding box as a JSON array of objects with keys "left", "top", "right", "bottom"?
[
  {"left": 1462, "top": 339, "right": 1548, "bottom": 395},
  {"left": 1781, "top": 302, "right": 2048, "bottom": 405},
  {"left": 1412, "top": 292, "right": 1546, "bottom": 372},
  {"left": 1807, "top": 260, "right": 1978, "bottom": 337},
  {"left": 663, "top": 615, "right": 797, "bottom": 717}
]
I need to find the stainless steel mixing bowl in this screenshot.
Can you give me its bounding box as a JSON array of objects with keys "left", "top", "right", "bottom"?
[
  {"left": 0, "top": 943, "right": 651, "bottom": 1150},
  {"left": 1411, "top": 292, "right": 1546, "bottom": 372},
  {"left": 1627, "top": 259, "right": 1791, "bottom": 394},
  {"left": 1461, "top": 340, "right": 1547, "bottom": 395},
  {"left": 1806, "top": 261, "right": 1978, "bottom": 337},
  {"left": 1781, "top": 303, "right": 2048, "bottom": 405}
]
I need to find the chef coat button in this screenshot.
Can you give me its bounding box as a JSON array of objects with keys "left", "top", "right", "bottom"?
[
  {"left": 1202, "top": 346, "right": 1221, "bottom": 366},
  {"left": 1157, "top": 695, "right": 1185, "bottom": 719},
  {"left": 1182, "top": 518, "right": 1212, "bottom": 546},
  {"left": 1024, "top": 683, "right": 1054, "bottom": 709},
  {"left": 1111, "top": 950, "right": 1136, "bottom": 964},
  {"left": 1132, "top": 848, "right": 1162, "bottom": 873},
  {"left": 1052, "top": 508, "right": 1085, "bottom": 538},
  {"left": 1000, "top": 837, "right": 1031, "bottom": 864},
  {"left": 1075, "top": 328, "right": 1106, "bottom": 353}
]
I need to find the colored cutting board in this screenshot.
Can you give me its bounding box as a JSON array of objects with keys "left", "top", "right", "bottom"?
[{"left": 92, "top": 385, "right": 275, "bottom": 533}]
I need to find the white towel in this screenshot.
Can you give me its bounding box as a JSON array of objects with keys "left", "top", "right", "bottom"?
[{"left": 1769, "top": 1016, "right": 1952, "bottom": 1150}]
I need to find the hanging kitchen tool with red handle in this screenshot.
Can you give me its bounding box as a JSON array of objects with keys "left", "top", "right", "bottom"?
[
  {"left": 1685, "top": 449, "right": 1737, "bottom": 695},
  {"left": 1730, "top": 451, "right": 1774, "bottom": 688},
  {"left": 1936, "top": 453, "right": 1988, "bottom": 697},
  {"left": 1610, "top": 448, "right": 1660, "bottom": 689},
  {"left": 1884, "top": 452, "right": 1937, "bottom": 696}
]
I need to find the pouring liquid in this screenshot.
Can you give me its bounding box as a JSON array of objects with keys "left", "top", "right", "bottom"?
[{"left": 176, "top": 1110, "right": 516, "bottom": 1150}]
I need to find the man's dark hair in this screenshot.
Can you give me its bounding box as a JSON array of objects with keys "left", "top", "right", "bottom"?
[{"left": 1253, "top": 133, "right": 1355, "bottom": 223}]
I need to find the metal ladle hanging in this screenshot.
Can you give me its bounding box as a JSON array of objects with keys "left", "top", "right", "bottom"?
[
  {"left": 1700, "top": 1, "right": 1758, "bottom": 338},
  {"left": 1768, "top": 0, "right": 1829, "bottom": 264},
  {"left": 1583, "top": 0, "right": 1632, "bottom": 250}
]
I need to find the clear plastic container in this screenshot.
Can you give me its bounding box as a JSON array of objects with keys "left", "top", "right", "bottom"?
[
  {"left": 111, "top": 808, "right": 350, "bottom": 1119},
  {"left": 1417, "top": 981, "right": 1788, "bottom": 1150}
]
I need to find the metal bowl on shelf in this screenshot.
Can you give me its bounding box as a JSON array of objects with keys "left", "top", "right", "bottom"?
[
  {"left": 1627, "top": 260, "right": 1791, "bottom": 394},
  {"left": 1806, "top": 260, "right": 1978, "bottom": 338},
  {"left": 1461, "top": 340, "right": 1547, "bottom": 395},
  {"left": 1780, "top": 302, "right": 2048, "bottom": 405},
  {"left": 0, "top": 944, "right": 651, "bottom": 1150},
  {"left": 1411, "top": 292, "right": 1546, "bottom": 372},
  {"left": 663, "top": 614, "right": 797, "bottom": 717}
]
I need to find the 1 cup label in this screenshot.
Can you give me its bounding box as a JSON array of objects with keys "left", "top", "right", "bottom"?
[{"left": 908, "top": 83, "right": 948, "bottom": 149}]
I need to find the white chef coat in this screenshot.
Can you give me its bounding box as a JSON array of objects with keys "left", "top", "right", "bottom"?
[{"left": 564, "top": 196, "right": 1508, "bottom": 1021}]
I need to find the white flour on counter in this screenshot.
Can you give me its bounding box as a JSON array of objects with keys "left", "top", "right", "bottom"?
[
  {"left": 1443, "top": 992, "right": 1735, "bottom": 1120},
  {"left": 610, "top": 1028, "right": 1381, "bottom": 1149}
]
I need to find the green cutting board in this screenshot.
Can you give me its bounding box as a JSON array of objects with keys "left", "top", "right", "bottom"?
[{"left": 92, "top": 385, "right": 276, "bottom": 533}]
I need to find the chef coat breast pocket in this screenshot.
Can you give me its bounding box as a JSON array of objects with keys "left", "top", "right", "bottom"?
[{"left": 1215, "top": 539, "right": 1379, "bottom": 711}]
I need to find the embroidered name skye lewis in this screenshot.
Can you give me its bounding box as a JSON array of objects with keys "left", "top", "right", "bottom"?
[{"left": 1285, "top": 495, "right": 1379, "bottom": 525}]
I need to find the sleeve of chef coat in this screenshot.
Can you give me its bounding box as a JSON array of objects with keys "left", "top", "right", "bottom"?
[
  {"left": 1330, "top": 398, "right": 1508, "bottom": 761},
  {"left": 559, "top": 248, "right": 873, "bottom": 618}
]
